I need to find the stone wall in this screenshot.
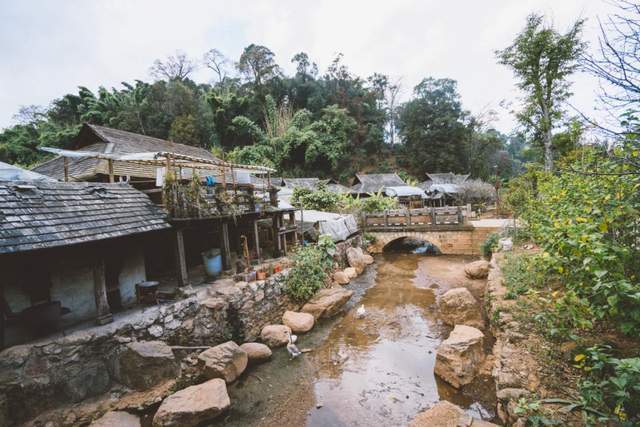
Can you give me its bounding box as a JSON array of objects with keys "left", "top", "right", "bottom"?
[
  {"left": 367, "top": 226, "right": 498, "bottom": 255},
  {"left": 485, "top": 253, "right": 540, "bottom": 426},
  {"left": 0, "top": 270, "right": 295, "bottom": 425},
  {"left": 0, "top": 234, "right": 363, "bottom": 425}
]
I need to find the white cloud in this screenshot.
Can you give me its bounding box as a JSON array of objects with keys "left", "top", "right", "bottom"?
[{"left": 0, "top": 0, "right": 615, "bottom": 132}]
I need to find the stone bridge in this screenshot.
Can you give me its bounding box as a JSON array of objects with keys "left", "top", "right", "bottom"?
[{"left": 366, "top": 221, "right": 505, "bottom": 256}]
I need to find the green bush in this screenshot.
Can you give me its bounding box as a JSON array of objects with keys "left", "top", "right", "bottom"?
[
  {"left": 575, "top": 346, "right": 640, "bottom": 424},
  {"left": 291, "top": 185, "right": 341, "bottom": 211},
  {"left": 285, "top": 235, "right": 335, "bottom": 301},
  {"left": 504, "top": 148, "right": 640, "bottom": 335},
  {"left": 501, "top": 253, "right": 547, "bottom": 297},
  {"left": 480, "top": 233, "right": 500, "bottom": 258}
]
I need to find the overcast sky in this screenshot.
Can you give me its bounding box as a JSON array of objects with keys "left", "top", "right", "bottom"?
[{"left": 0, "top": 0, "right": 614, "bottom": 132}]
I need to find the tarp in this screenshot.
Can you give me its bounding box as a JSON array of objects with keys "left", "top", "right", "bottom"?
[
  {"left": 294, "top": 209, "right": 359, "bottom": 242},
  {"left": 384, "top": 185, "right": 427, "bottom": 198},
  {"left": 0, "top": 161, "right": 56, "bottom": 182}
]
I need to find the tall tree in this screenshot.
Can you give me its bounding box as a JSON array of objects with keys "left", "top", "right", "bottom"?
[
  {"left": 397, "top": 78, "right": 473, "bottom": 177},
  {"left": 583, "top": 1, "right": 640, "bottom": 131},
  {"left": 237, "top": 44, "right": 280, "bottom": 87},
  {"left": 150, "top": 51, "right": 197, "bottom": 81},
  {"left": 203, "top": 49, "right": 231, "bottom": 84},
  {"left": 497, "top": 14, "right": 585, "bottom": 171}
]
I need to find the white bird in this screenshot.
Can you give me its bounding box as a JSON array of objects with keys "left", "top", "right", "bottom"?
[
  {"left": 356, "top": 304, "right": 366, "bottom": 319},
  {"left": 286, "top": 332, "right": 302, "bottom": 358}
]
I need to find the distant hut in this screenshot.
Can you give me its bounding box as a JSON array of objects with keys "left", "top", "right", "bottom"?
[
  {"left": 350, "top": 173, "right": 406, "bottom": 197},
  {"left": 420, "top": 172, "right": 469, "bottom": 206},
  {"left": 0, "top": 180, "right": 170, "bottom": 348},
  {"left": 384, "top": 185, "right": 427, "bottom": 209}
]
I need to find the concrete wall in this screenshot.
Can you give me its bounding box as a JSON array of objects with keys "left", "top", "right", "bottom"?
[
  {"left": 50, "top": 264, "right": 97, "bottom": 324},
  {"left": 118, "top": 248, "right": 146, "bottom": 307}
]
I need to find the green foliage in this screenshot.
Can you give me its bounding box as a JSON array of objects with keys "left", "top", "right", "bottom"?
[
  {"left": 291, "top": 185, "right": 341, "bottom": 211},
  {"left": 501, "top": 253, "right": 547, "bottom": 298},
  {"left": 497, "top": 13, "right": 585, "bottom": 171},
  {"left": 480, "top": 233, "right": 500, "bottom": 258},
  {"left": 339, "top": 191, "right": 399, "bottom": 214},
  {"left": 575, "top": 346, "right": 640, "bottom": 424},
  {"left": 285, "top": 236, "right": 335, "bottom": 302},
  {"left": 397, "top": 78, "right": 473, "bottom": 177}
]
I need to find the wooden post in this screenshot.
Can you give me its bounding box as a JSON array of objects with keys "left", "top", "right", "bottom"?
[
  {"left": 273, "top": 214, "right": 282, "bottom": 256},
  {"left": 384, "top": 210, "right": 388, "bottom": 227},
  {"left": 175, "top": 228, "right": 188, "bottom": 286},
  {"left": 108, "top": 159, "right": 115, "bottom": 183},
  {"left": 221, "top": 221, "right": 232, "bottom": 271},
  {"left": 93, "top": 258, "right": 113, "bottom": 325},
  {"left": 253, "top": 218, "right": 261, "bottom": 261},
  {"left": 63, "top": 157, "right": 69, "bottom": 182}
]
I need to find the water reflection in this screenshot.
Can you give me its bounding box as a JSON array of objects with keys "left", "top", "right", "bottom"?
[{"left": 306, "top": 253, "right": 494, "bottom": 427}]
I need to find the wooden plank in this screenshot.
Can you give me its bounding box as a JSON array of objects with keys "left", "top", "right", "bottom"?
[
  {"left": 175, "top": 228, "right": 188, "bottom": 286},
  {"left": 253, "top": 219, "right": 261, "bottom": 261},
  {"left": 221, "top": 221, "right": 231, "bottom": 271},
  {"left": 93, "top": 258, "right": 113, "bottom": 325}
]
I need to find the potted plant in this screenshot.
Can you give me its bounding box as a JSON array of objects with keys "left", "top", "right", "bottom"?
[{"left": 256, "top": 269, "right": 267, "bottom": 280}]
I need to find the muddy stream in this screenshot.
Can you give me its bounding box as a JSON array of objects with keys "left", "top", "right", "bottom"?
[{"left": 212, "top": 253, "right": 497, "bottom": 426}]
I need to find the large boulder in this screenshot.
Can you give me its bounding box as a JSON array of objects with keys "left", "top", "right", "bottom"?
[
  {"left": 464, "top": 260, "right": 490, "bottom": 279},
  {"left": 152, "top": 378, "right": 230, "bottom": 427},
  {"left": 409, "top": 401, "right": 472, "bottom": 427},
  {"left": 362, "top": 253, "right": 374, "bottom": 265},
  {"left": 439, "top": 288, "right": 484, "bottom": 329},
  {"left": 301, "top": 287, "right": 354, "bottom": 319},
  {"left": 344, "top": 267, "right": 357, "bottom": 279},
  {"left": 91, "top": 411, "right": 141, "bottom": 427},
  {"left": 239, "top": 342, "right": 272, "bottom": 363},
  {"left": 346, "top": 247, "right": 366, "bottom": 274},
  {"left": 333, "top": 270, "right": 350, "bottom": 285},
  {"left": 282, "top": 310, "right": 315, "bottom": 333},
  {"left": 409, "top": 401, "right": 499, "bottom": 427},
  {"left": 197, "top": 341, "right": 248, "bottom": 383},
  {"left": 435, "top": 325, "right": 485, "bottom": 388},
  {"left": 115, "top": 341, "right": 179, "bottom": 390},
  {"left": 260, "top": 324, "right": 292, "bottom": 347}
]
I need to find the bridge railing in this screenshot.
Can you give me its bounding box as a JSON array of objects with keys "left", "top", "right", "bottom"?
[{"left": 364, "top": 207, "right": 465, "bottom": 228}]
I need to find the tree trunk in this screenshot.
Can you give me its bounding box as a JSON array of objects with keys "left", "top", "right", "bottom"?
[{"left": 542, "top": 106, "right": 554, "bottom": 172}]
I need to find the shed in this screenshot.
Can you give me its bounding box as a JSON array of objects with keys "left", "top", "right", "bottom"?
[
  {"left": 0, "top": 180, "right": 171, "bottom": 347},
  {"left": 384, "top": 185, "right": 427, "bottom": 209},
  {"left": 32, "top": 123, "right": 220, "bottom": 182}
]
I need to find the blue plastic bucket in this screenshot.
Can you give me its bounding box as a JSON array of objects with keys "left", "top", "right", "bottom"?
[{"left": 202, "top": 248, "right": 222, "bottom": 278}]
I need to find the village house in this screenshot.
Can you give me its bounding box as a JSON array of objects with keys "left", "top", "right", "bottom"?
[
  {"left": 30, "top": 124, "right": 298, "bottom": 291},
  {"left": 0, "top": 180, "right": 171, "bottom": 348},
  {"left": 420, "top": 172, "right": 470, "bottom": 206},
  {"left": 350, "top": 173, "right": 406, "bottom": 196}
]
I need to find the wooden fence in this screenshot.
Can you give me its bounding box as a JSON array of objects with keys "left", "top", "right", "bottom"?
[{"left": 363, "top": 207, "right": 465, "bottom": 228}]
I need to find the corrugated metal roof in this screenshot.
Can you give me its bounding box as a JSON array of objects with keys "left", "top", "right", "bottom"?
[
  {"left": 0, "top": 162, "right": 56, "bottom": 182},
  {"left": 0, "top": 180, "right": 170, "bottom": 254}
]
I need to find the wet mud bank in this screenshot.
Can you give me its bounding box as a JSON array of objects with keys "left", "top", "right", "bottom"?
[{"left": 214, "top": 253, "right": 498, "bottom": 426}]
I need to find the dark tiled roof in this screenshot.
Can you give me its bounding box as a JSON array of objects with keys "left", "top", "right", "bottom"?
[
  {"left": 0, "top": 181, "right": 170, "bottom": 254},
  {"left": 351, "top": 173, "right": 406, "bottom": 194},
  {"left": 33, "top": 124, "right": 219, "bottom": 181}
]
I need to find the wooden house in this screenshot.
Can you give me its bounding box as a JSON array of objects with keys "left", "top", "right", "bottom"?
[{"left": 0, "top": 180, "right": 170, "bottom": 348}]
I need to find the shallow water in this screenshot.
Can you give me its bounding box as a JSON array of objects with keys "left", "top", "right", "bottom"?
[{"left": 213, "top": 253, "right": 496, "bottom": 427}]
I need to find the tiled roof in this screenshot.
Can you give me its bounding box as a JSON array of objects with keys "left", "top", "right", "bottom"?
[
  {"left": 0, "top": 181, "right": 170, "bottom": 254},
  {"left": 351, "top": 173, "right": 406, "bottom": 194}
]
